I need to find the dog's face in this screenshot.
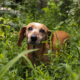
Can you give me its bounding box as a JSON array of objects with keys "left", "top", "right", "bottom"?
[
  {"left": 17, "top": 22, "right": 51, "bottom": 46},
  {"left": 26, "top": 22, "right": 49, "bottom": 45}
]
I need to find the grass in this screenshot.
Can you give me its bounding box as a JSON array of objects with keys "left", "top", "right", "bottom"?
[
  {"left": 0, "top": 1, "right": 80, "bottom": 79},
  {"left": 0, "top": 49, "right": 38, "bottom": 78},
  {"left": 0, "top": 18, "right": 80, "bottom": 79}
]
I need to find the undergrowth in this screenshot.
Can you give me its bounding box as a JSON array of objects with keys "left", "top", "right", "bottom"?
[{"left": 0, "top": 0, "right": 80, "bottom": 80}]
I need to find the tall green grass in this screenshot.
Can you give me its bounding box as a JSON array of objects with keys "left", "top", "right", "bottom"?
[
  {"left": 0, "top": 0, "right": 80, "bottom": 80},
  {"left": 0, "top": 49, "right": 38, "bottom": 78}
]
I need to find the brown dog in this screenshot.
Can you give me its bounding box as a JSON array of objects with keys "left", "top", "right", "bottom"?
[{"left": 17, "top": 22, "right": 70, "bottom": 65}]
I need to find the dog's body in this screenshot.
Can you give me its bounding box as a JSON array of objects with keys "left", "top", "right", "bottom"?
[{"left": 17, "top": 22, "right": 70, "bottom": 65}]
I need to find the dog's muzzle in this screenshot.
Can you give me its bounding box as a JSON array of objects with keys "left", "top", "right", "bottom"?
[{"left": 30, "top": 33, "right": 37, "bottom": 44}]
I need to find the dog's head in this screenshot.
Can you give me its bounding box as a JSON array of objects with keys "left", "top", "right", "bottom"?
[{"left": 17, "top": 22, "right": 51, "bottom": 46}]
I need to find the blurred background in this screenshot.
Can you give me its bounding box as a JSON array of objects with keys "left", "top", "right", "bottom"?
[{"left": 0, "top": 0, "right": 80, "bottom": 30}]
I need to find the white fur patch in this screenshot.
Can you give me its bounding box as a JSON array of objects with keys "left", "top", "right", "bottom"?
[{"left": 34, "top": 23, "right": 41, "bottom": 27}]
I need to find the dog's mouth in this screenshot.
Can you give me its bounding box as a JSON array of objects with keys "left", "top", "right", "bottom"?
[{"left": 29, "top": 41, "right": 39, "bottom": 45}]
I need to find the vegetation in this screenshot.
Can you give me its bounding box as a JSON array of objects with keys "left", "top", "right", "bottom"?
[{"left": 0, "top": 0, "right": 80, "bottom": 80}]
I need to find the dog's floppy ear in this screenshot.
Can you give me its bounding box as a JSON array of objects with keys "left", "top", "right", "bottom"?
[
  {"left": 17, "top": 27, "right": 26, "bottom": 46},
  {"left": 46, "top": 30, "right": 52, "bottom": 41},
  {"left": 47, "top": 30, "right": 52, "bottom": 37}
]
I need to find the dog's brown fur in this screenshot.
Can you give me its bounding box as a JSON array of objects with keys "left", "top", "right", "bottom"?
[{"left": 17, "top": 22, "right": 70, "bottom": 66}]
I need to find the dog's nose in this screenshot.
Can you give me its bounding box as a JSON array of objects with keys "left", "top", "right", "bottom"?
[{"left": 31, "top": 34, "right": 37, "bottom": 41}]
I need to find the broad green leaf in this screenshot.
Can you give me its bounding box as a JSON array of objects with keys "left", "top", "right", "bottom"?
[{"left": 0, "top": 31, "right": 4, "bottom": 37}]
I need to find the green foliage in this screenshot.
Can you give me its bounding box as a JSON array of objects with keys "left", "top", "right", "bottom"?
[
  {"left": 0, "top": 49, "right": 38, "bottom": 78},
  {"left": 0, "top": 0, "right": 80, "bottom": 80}
]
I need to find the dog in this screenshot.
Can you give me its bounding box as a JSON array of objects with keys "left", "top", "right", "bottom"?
[{"left": 17, "top": 22, "right": 70, "bottom": 66}]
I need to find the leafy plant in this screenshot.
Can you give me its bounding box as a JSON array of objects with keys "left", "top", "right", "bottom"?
[
  {"left": 0, "top": 0, "right": 80, "bottom": 80},
  {"left": 0, "top": 49, "right": 38, "bottom": 78}
]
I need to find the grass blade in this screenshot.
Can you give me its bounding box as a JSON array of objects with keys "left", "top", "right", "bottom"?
[
  {"left": 0, "top": 49, "right": 38, "bottom": 78},
  {"left": 22, "top": 55, "right": 38, "bottom": 76}
]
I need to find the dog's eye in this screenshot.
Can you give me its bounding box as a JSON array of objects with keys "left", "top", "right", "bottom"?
[
  {"left": 40, "top": 29, "right": 45, "bottom": 33},
  {"left": 28, "top": 27, "right": 33, "bottom": 30}
]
